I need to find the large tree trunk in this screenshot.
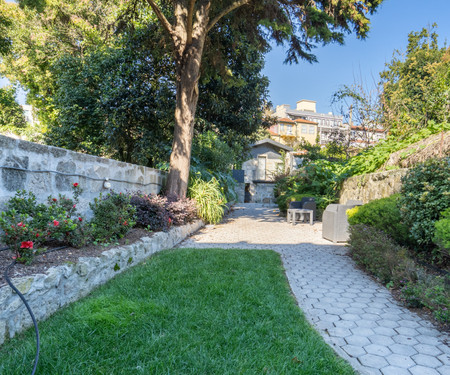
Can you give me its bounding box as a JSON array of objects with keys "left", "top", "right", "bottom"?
[
  {"left": 165, "top": 51, "right": 203, "bottom": 197},
  {"left": 165, "top": 2, "right": 209, "bottom": 198}
]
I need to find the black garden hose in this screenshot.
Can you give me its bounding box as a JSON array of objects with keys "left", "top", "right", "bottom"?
[{"left": 4, "top": 261, "right": 40, "bottom": 375}]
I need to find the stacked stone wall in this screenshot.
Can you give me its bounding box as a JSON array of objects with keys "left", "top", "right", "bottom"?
[
  {"left": 339, "top": 169, "right": 409, "bottom": 204},
  {"left": 0, "top": 220, "right": 204, "bottom": 345},
  {"left": 0, "top": 135, "right": 166, "bottom": 216}
]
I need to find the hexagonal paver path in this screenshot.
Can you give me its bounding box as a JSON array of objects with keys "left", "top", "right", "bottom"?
[{"left": 178, "top": 204, "right": 450, "bottom": 375}]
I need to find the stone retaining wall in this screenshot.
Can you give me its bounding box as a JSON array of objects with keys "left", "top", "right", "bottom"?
[
  {"left": 0, "top": 220, "right": 204, "bottom": 346},
  {"left": 339, "top": 169, "right": 409, "bottom": 204},
  {"left": 0, "top": 135, "right": 166, "bottom": 216}
]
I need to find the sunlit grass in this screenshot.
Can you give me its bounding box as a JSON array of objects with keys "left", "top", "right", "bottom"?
[{"left": 0, "top": 249, "right": 355, "bottom": 374}]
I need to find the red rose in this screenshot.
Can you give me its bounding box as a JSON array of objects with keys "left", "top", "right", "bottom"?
[
  {"left": 20, "top": 241, "right": 33, "bottom": 249},
  {"left": 123, "top": 221, "right": 128, "bottom": 226},
  {"left": 36, "top": 233, "right": 40, "bottom": 237},
  {"left": 53, "top": 220, "right": 59, "bottom": 226},
  {"left": 73, "top": 183, "right": 79, "bottom": 187},
  {"left": 17, "top": 222, "right": 24, "bottom": 227},
  {"left": 52, "top": 198, "right": 57, "bottom": 202},
  {"left": 73, "top": 204, "right": 76, "bottom": 208},
  {"left": 78, "top": 217, "right": 82, "bottom": 222}
]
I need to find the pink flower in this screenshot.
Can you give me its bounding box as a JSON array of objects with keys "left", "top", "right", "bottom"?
[
  {"left": 73, "top": 183, "right": 79, "bottom": 187},
  {"left": 20, "top": 241, "right": 33, "bottom": 249},
  {"left": 53, "top": 220, "right": 59, "bottom": 227},
  {"left": 17, "top": 222, "right": 24, "bottom": 227},
  {"left": 73, "top": 204, "right": 76, "bottom": 208}
]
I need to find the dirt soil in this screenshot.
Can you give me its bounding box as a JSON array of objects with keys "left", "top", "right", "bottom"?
[{"left": 0, "top": 228, "right": 154, "bottom": 288}]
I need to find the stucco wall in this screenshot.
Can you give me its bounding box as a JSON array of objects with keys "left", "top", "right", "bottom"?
[
  {"left": 339, "top": 169, "right": 409, "bottom": 204},
  {"left": 0, "top": 135, "right": 166, "bottom": 216}
]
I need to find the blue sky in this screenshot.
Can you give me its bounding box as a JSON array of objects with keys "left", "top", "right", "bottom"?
[
  {"left": 263, "top": 0, "right": 450, "bottom": 114},
  {"left": 2, "top": 0, "right": 450, "bottom": 113}
]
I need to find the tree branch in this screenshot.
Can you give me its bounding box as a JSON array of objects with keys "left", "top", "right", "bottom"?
[
  {"left": 206, "top": 0, "right": 250, "bottom": 33},
  {"left": 146, "top": 0, "right": 174, "bottom": 39},
  {"left": 186, "top": 0, "right": 196, "bottom": 45}
]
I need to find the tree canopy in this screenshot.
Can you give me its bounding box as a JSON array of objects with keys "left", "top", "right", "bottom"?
[{"left": 381, "top": 25, "right": 450, "bottom": 135}]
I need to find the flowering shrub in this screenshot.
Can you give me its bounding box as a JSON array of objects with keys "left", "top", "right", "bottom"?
[
  {"left": 89, "top": 192, "right": 136, "bottom": 242},
  {"left": 0, "top": 183, "right": 85, "bottom": 262}
]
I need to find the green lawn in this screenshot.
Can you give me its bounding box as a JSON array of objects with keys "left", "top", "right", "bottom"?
[{"left": 0, "top": 249, "right": 355, "bottom": 374}]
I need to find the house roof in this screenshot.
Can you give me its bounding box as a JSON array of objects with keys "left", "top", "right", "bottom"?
[
  {"left": 294, "top": 118, "right": 318, "bottom": 125},
  {"left": 252, "top": 138, "right": 294, "bottom": 152},
  {"left": 278, "top": 117, "right": 295, "bottom": 124}
]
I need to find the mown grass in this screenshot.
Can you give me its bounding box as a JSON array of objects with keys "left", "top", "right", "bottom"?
[{"left": 0, "top": 249, "right": 355, "bottom": 374}]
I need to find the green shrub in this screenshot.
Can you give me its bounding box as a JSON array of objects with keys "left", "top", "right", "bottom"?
[
  {"left": 434, "top": 208, "right": 450, "bottom": 258},
  {"left": 188, "top": 177, "right": 226, "bottom": 224},
  {"left": 401, "top": 271, "right": 450, "bottom": 324},
  {"left": 274, "top": 160, "right": 342, "bottom": 214},
  {"left": 347, "top": 194, "right": 411, "bottom": 246},
  {"left": 89, "top": 192, "right": 136, "bottom": 243},
  {"left": 399, "top": 157, "right": 450, "bottom": 262},
  {"left": 0, "top": 184, "right": 86, "bottom": 263},
  {"left": 347, "top": 224, "right": 416, "bottom": 285}
]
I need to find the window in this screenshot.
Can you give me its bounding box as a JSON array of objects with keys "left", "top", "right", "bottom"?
[
  {"left": 301, "top": 125, "right": 307, "bottom": 134},
  {"left": 286, "top": 124, "right": 293, "bottom": 134},
  {"left": 309, "top": 126, "right": 315, "bottom": 134}
]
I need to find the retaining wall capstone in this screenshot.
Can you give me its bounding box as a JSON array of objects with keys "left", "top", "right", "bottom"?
[
  {"left": 0, "top": 135, "right": 166, "bottom": 217},
  {"left": 0, "top": 220, "right": 204, "bottom": 346},
  {"left": 339, "top": 169, "right": 409, "bottom": 204}
]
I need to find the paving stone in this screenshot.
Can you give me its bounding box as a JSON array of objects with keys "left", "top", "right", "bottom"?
[
  {"left": 345, "top": 307, "right": 366, "bottom": 314},
  {"left": 351, "top": 327, "right": 375, "bottom": 337},
  {"left": 378, "top": 319, "right": 400, "bottom": 329},
  {"left": 356, "top": 319, "right": 379, "bottom": 328},
  {"left": 416, "top": 335, "right": 444, "bottom": 346},
  {"left": 395, "top": 326, "right": 420, "bottom": 337},
  {"left": 358, "top": 354, "right": 388, "bottom": 368},
  {"left": 412, "top": 354, "right": 444, "bottom": 368},
  {"left": 410, "top": 365, "right": 441, "bottom": 375},
  {"left": 368, "top": 335, "right": 394, "bottom": 346},
  {"left": 390, "top": 343, "right": 418, "bottom": 356},
  {"left": 342, "top": 344, "right": 367, "bottom": 358},
  {"left": 415, "top": 343, "right": 444, "bottom": 356},
  {"left": 341, "top": 313, "right": 360, "bottom": 321},
  {"left": 364, "top": 344, "right": 392, "bottom": 356},
  {"left": 393, "top": 335, "right": 419, "bottom": 346},
  {"left": 320, "top": 314, "right": 340, "bottom": 322},
  {"left": 334, "top": 320, "right": 357, "bottom": 329},
  {"left": 417, "top": 327, "right": 441, "bottom": 336},
  {"left": 373, "top": 326, "right": 397, "bottom": 336},
  {"left": 345, "top": 335, "right": 371, "bottom": 347},
  {"left": 397, "top": 319, "right": 421, "bottom": 328},
  {"left": 386, "top": 353, "right": 416, "bottom": 368},
  {"left": 381, "top": 366, "right": 412, "bottom": 375},
  {"left": 328, "top": 327, "right": 352, "bottom": 338},
  {"left": 437, "top": 365, "right": 450, "bottom": 375},
  {"left": 438, "top": 354, "right": 450, "bottom": 366},
  {"left": 362, "top": 313, "right": 382, "bottom": 321}
]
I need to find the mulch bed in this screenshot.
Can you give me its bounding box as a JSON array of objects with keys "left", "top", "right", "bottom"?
[{"left": 0, "top": 228, "right": 154, "bottom": 288}]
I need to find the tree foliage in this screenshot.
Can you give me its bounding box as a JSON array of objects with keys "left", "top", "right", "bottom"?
[
  {"left": 0, "top": 85, "right": 27, "bottom": 132},
  {"left": 381, "top": 25, "right": 450, "bottom": 135}
]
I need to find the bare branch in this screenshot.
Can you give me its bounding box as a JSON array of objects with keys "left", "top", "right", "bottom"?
[
  {"left": 186, "top": 0, "right": 196, "bottom": 45},
  {"left": 206, "top": 0, "right": 250, "bottom": 33},
  {"left": 146, "top": 0, "right": 174, "bottom": 39}
]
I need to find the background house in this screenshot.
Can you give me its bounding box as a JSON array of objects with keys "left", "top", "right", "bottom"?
[
  {"left": 273, "top": 99, "right": 348, "bottom": 147},
  {"left": 238, "top": 139, "right": 293, "bottom": 203}
]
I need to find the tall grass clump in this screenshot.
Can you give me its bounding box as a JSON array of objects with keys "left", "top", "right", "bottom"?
[{"left": 188, "top": 177, "right": 226, "bottom": 224}]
